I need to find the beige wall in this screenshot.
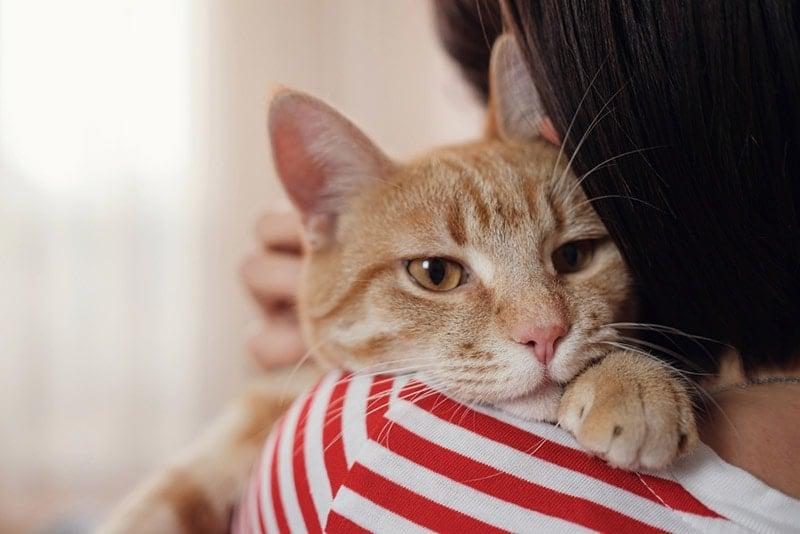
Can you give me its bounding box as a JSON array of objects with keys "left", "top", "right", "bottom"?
[
  {"left": 0, "top": 0, "right": 483, "bottom": 529},
  {"left": 196, "top": 0, "right": 485, "bottom": 413}
]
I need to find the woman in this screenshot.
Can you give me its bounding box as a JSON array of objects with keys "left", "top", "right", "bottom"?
[{"left": 241, "top": 0, "right": 799, "bottom": 530}]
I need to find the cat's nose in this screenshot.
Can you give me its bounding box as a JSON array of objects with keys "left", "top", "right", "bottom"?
[{"left": 515, "top": 324, "right": 567, "bottom": 365}]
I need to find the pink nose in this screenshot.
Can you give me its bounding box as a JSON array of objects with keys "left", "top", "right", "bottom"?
[{"left": 515, "top": 324, "right": 567, "bottom": 365}]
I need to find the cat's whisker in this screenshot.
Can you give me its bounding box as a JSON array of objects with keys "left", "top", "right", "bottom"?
[
  {"left": 445, "top": 399, "right": 465, "bottom": 426},
  {"left": 378, "top": 386, "right": 448, "bottom": 445},
  {"left": 352, "top": 354, "right": 434, "bottom": 365},
  {"left": 319, "top": 370, "right": 443, "bottom": 421},
  {"left": 557, "top": 80, "right": 631, "bottom": 188},
  {"left": 602, "top": 341, "right": 715, "bottom": 411},
  {"left": 279, "top": 334, "right": 338, "bottom": 403},
  {"left": 575, "top": 194, "right": 664, "bottom": 213},
  {"left": 318, "top": 373, "right": 444, "bottom": 414},
  {"left": 550, "top": 55, "right": 611, "bottom": 187},
  {"left": 320, "top": 379, "right": 449, "bottom": 456},
  {"left": 612, "top": 325, "right": 719, "bottom": 368},
  {"left": 319, "top": 394, "right": 395, "bottom": 456},
  {"left": 455, "top": 397, "right": 478, "bottom": 428},
  {"left": 462, "top": 428, "right": 555, "bottom": 485},
  {"left": 353, "top": 357, "right": 440, "bottom": 369},
  {"left": 565, "top": 146, "right": 665, "bottom": 200},
  {"left": 612, "top": 325, "right": 709, "bottom": 363},
  {"left": 352, "top": 362, "right": 443, "bottom": 376},
  {"left": 554, "top": 108, "right": 614, "bottom": 204},
  {"left": 607, "top": 322, "right": 734, "bottom": 349},
  {"left": 328, "top": 358, "right": 443, "bottom": 385},
  {"left": 603, "top": 341, "right": 703, "bottom": 393},
  {"left": 291, "top": 382, "right": 401, "bottom": 448},
  {"left": 614, "top": 335, "right": 707, "bottom": 373},
  {"left": 319, "top": 375, "right": 455, "bottom": 436},
  {"left": 324, "top": 373, "right": 446, "bottom": 414},
  {"left": 379, "top": 388, "right": 445, "bottom": 447},
  {"left": 602, "top": 341, "right": 706, "bottom": 382},
  {"left": 321, "top": 388, "right": 406, "bottom": 424},
  {"left": 524, "top": 435, "right": 552, "bottom": 458}
]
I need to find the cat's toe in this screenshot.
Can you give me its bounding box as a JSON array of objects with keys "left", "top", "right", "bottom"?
[
  {"left": 604, "top": 422, "right": 646, "bottom": 469},
  {"left": 557, "top": 376, "right": 595, "bottom": 436},
  {"left": 570, "top": 397, "right": 647, "bottom": 470},
  {"left": 640, "top": 387, "right": 698, "bottom": 469},
  {"left": 559, "top": 374, "right": 646, "bottom": 469},
  {"left": 638, "top": 436, "right": 678, "bottom": 470}
]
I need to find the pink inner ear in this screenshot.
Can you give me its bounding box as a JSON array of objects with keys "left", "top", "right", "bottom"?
[
  {"left": 269, "top": 90, "right": 394, "bottom": 229},
  {"left": 270, "top": 116, "right": 328, "bottom": 218},
  {"left": 539, "top": 117, "right": 561, "bottom": 146}
]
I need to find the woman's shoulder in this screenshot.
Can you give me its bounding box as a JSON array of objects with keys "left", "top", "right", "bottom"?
[{"left": 237, "top": 371, "right": 794, "bottom": 533}]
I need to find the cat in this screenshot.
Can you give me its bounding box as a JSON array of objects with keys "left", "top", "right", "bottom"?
[{"left": 100, "top": 35, "right": 697, "bottom": 534}]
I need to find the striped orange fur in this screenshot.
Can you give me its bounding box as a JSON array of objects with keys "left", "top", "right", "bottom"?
[{"left": 295, "top": 137, "right": 634, "bottom": 419}]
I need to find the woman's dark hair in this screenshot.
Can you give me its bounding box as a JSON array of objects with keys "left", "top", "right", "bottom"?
[
  {"left": 434, "top": 0, "right": 800, "bottom": 374},
  {"left": 433, "top": 0, "right": 503, "bottom": 102}
]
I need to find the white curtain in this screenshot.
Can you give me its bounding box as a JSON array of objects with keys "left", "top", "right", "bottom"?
[{"left": 0, "top": 0, "right": 482, "bottom": 529}]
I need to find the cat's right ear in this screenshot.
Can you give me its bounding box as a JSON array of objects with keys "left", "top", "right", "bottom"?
[
  {"left": 487, "top": 34, "right": 545, "bottom": 142},
  {"left": 268, "top": 89, "right": 394, "bottom": 249}
]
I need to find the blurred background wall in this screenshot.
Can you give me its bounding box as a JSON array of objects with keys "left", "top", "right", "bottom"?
[{"left": 0, "top": 0, "right": 483, "bottom": 530}]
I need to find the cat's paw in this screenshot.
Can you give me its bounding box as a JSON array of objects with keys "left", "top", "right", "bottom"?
[{"left": 558, "top": 351, "right": 697, "bottom": 470}]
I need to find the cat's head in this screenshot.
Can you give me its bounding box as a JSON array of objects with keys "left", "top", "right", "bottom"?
[{"left": 268, "top": 36, "right": 635, "bottom": 420}]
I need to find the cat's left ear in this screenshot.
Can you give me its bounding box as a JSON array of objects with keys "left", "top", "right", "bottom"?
[
  {"left": 268, "top": 89, "right": 394, "bottom": 250},
  {"left": 487, "top": 34, "right": 546, "bottom": 142}
]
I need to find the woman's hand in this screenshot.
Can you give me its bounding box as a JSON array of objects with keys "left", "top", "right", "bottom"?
[{"left": 241, "top": 212, "right": 307, "bottom": 368}]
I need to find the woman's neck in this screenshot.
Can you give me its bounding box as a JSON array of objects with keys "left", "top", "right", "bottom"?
[{"left": 700, "top": 355, "right": 800, "bottom": 498}]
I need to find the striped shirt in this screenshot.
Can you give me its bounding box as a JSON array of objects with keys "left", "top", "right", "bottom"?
[{"left": 233, "top": 371, "right": 800, "bottom": 533}]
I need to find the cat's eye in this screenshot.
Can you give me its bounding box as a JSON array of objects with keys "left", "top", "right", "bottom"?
[
  {"left": 406, "top": 257, "right": 464, "bottom": 291},
  {"left": 552, "top": 240, "right": 595, "bottom": 274}
]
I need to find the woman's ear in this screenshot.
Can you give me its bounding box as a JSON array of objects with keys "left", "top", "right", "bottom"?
[
  {"left": 268, "top": 89, "right": 394, "bottom": 249},
  {"left": 487, "top": 34, "right": 546, "bottom": 142}
]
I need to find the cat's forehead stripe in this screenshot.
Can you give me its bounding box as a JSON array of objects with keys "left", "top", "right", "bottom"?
[
  {"left": 436, "top": 153, "right": 491, "bottom": 234},
  {"left": 464, "top": 176, "right": 492, "bottom": 230},
  {"left": 445, "top": 199, "right": 467, "bottom": 246},
  {"left": 404, "top": 142, "right": 600, "bottom": 257}
]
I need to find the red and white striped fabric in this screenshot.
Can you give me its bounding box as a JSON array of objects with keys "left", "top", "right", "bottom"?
[{"left": 233, "top": 371, "right": 799, "bottom": 533}]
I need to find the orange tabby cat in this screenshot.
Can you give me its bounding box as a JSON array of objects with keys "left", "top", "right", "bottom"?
[{"left": 101, "top": 35, "right": 696, "bottom": 534}]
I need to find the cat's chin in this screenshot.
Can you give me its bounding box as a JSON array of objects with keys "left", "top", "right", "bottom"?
[{"left": 493, "top": 381, "right": 563, "bottom": 423}]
